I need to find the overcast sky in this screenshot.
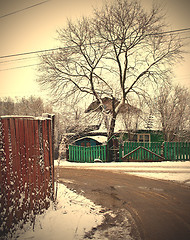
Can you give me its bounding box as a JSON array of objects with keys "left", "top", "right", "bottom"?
[{"left": 0, "top": 0, "right": 189, "bottom": 100}]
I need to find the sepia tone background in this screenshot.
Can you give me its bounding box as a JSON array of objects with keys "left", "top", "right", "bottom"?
[{"left": 0, "top": 0, "right": 189, "bottom": 100}]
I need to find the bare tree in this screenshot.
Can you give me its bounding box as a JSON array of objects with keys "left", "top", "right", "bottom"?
[
  {"left": 14, "top": 96, "right": 52, "bottom": 117},
  {"left": 0, "top": 96, "right": 53, "bottom": 117},
  {"left": 153, "top": 84, "right": 190, "bottom": 141},
  {"left": 57, "top": 103, "right": 101, "bottom": 134},
  {"left": 38, "top": 0, "right": 184, "bottom": 140},
  {"left": 0, "top": 97, "right": 15, "bottom": 115}
]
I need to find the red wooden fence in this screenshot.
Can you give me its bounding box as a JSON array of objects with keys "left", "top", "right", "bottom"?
[{"left": 0, "top": 116, "right": 54, "bottom": 236}]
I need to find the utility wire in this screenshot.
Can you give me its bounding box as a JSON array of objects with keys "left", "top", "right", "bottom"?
[
  {"left": 0, "top": 63, "right": 42, "bottom": 71},
  {"left": 0, "top": 27, "right": 189, "bottom": 61},
  {"left": 0, "top": 47, "right": 61, "bottom": 59},
  {"left": 0, "top": 56, "right": 38, "bottom": 64},
  {"left": 148, "top": 27, "right": 190, "bottom": 36},
  {"left": 1, "top": 35, "right": 190, "bottom": 64},
  {"left": 0, "top": 0, "right": 49, "bottom": 19}
]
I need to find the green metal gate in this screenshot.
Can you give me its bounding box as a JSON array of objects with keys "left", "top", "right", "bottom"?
[
  {"left": 69, "top": 145, "right": 107, "bottom": 162},
  {"left": 122, "top": 142, "right": 163, "bottom": 161},
  {"left": 121, "top": 142, "right": 190, "bottom": 161}
]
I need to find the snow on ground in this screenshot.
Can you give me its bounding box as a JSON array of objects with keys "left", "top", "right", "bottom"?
[
  {"left": 13, "top": 184, "right": 104, "bottom": 240},
  {"left": 55, "top": 160, "right": 190, "bottom": 184},
  {"left": 13, "top": 160, "right": 190, "bottom": 240}
]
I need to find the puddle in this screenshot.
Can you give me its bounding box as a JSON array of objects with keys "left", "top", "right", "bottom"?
[
  {"left": 138, "top": 186, "right": 164, "bottom": 192},
  {"left": 59, "top": 178, "right": 74, "bottom": 184}
]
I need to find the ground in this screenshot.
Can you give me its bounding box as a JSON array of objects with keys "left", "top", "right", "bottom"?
[
  {"left": 12, "top": 161, "right": 190, "bottom": 240},
  {"left": 56, "top": 162, "right": 190, "bottom": 240}
]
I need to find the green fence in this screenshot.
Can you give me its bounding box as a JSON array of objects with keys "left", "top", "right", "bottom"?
[
  {"left": 69, "top": 145, "right": 107, "bottom": 162},
  {"left": 68, "top": 142, "right": 190, "bottom": 163},
  {"left": 164, "top": 142, "right": 190, "bottom": 160},
  {"left": 122, "top": 142, "right": 190, "bottom": 161}
]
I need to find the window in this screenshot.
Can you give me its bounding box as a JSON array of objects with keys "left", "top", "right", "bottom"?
[
  {"left": 144, "top": 135, "right": 150, "bottom": 142},
  {"left": 137, "top": 134, "right": 150, "bottom": 142}
]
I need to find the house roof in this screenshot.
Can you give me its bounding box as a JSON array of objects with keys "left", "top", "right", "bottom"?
[{"left": 73, "top": 135, "right": 107, "bottom": 144}]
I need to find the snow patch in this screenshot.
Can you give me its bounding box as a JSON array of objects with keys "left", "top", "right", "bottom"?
[{"left": 13, "top": 184, "right": 104, "bottom": 240}]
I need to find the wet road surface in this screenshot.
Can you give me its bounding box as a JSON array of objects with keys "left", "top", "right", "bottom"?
[{"left": 56, "top": 167, "right": 190, "bottom": 240}]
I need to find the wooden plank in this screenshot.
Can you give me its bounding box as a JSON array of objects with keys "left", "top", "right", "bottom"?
[
  {"left": 90, "top": 146, "right": 93, "bottom": 163},
  {"left": 47, "top": 119, "right": 54, "bottom": 199},
  {"left": 69, "top": 145, "right": 71, "bottom": 161},
  {"left": 93, "top": 146, "right": 96, "bottom": 161},
  {"left": 3, "top": 118, "right": 13, "bottom": 231},
  {"left": 23, "top": 118, "right": 30, "bottom": 216},
  {"left": 72, "top": 145, "right": 74, "bottom": 161},
  {"left": 38, "top": 120, "right": 46, "bottom": 209},
  {"left": 74, "top": 146, "right": 76, "bottom": 162},
  {"left": 183, "top": 142, "right": 186, "bottom": 160},
  {"left": 104, "top": 145, "right": 107, "bottom": 162},
  {"left": 182, "top": 142, "right": 185, "bottom": 160},
  {"left": 0, "top": 119, "right": 8, "bottom": 232},
  {"left": 164, "top": 142, "right": 170, "bottom": 160},
  {"left": 87, "top": 147, "right": 90, "bottom": 163},
  {"left": 42, "top": 120, "right": 51, "bottom": 205},
  {"left": 18, "top": 119, "right": 26, "bottom": 194},
  {"left": 33, "top": 120, "right": 41, "bottom": 212},
  {"left": 27, "top": 119, "right": 35, "bottom": 212},
  {"left": 9, "top": 118, "right": 19, "bottom": 228},
  {"left": 162, "top": 142, "right": 167, "bottom": 160},
  {"left": 14, "top": 118, "right": 23, "bottom": 221}
]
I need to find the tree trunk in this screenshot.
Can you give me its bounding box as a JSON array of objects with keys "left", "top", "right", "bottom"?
[
  {"left": 108, "top": 116, "right": 116, "bottom": 140},
  {"left": 107, "top": 113, "right": 117, "bottom": 162}
]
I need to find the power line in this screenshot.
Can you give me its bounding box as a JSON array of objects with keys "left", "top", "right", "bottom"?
[
  {"left": 0, "top": 48, "right": 61, "bottom": 59},
  {"left": 0, "top": 27, "right": 189, "bottom": 60},
  {"left": 148, "top": 27, "right": 190, "bottom": 36},
  {"left": 0, "top": 63, "right": 42, "bottom": 71},
  {"left": 0, "top": 56, "right": 38, "bottom": 64},
  {"left": 0, "top": 0, "right": 49, "bottom": 19},
  {"left": 1, "top": 35, "right": 190, "bottom": 64}
]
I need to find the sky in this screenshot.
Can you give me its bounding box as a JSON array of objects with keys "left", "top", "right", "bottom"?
[{"left": 0, "top": 0, "right": 190, "bottom": 101}]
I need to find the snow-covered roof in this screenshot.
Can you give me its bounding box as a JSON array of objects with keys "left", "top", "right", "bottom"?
[{"left": 74, "top": 135, "right": 107, "bottom": 144}]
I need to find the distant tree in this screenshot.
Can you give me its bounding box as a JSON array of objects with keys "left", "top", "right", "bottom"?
[
  {"left": 0, "top": 96, "right": 53, "bottom": 117},
  {"left": 56, "top": 101, "right": 101, "bottom": 134},
  {"left": 14, "top": 96, "right": 52, "bottom": 117},
  {"left": 53, "top": 103, "right": 102, "bottom": 158},
  {"left": 153, "top": 84, "right": 190, "bottom": 141},
  {"left": 38, "top": 0, "right": 184, "bottom": 140},
  {"left": 0, "top": 97, "right": 15, "bottom": 115}
]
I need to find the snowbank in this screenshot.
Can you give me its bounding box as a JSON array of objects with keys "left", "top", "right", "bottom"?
[{"left": 13, "top": 184, "right": 104, "bottom": 240}]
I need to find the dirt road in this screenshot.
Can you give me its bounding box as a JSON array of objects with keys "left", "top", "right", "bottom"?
[{"left": 57, "top": 167, "right": 190, "bottom": 240}]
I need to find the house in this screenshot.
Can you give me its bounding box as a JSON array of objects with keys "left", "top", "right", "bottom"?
[{"left": 119, "top": 129, "right": 164, "bottom": 143}]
